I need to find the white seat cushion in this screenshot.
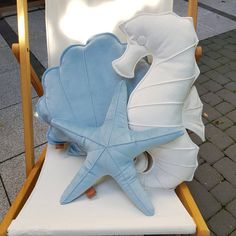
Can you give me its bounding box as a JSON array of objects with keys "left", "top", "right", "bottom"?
[{"left": 8, "top": 145, "right": 196, "bottom": 236}]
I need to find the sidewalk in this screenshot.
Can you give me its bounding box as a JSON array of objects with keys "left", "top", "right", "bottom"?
[{"left": 0, "top": 1, "right": 236, "bottom": 235}]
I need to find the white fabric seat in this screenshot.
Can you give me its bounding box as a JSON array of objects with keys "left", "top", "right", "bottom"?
[{"left": 8, "top": 145, "right": 196, "bottom": 236}]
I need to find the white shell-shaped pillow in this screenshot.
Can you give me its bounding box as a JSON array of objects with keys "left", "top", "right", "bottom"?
[{"left": 113, "top": 12, "right": 205, "bottom": 189}]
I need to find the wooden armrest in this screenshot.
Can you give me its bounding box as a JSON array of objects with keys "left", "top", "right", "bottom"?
[{"left": 12, "top": 43, "right": 44, "bottom": 97}]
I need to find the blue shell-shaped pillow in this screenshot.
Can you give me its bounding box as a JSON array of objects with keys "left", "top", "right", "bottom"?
[{"left": 36, "top": 33, "right": 148, "bottom": 152}]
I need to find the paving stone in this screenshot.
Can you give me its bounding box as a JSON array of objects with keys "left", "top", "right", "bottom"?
[
  {"left": 35, "top": 143, "right": 47, "bottom": 160},
  {"left": 213, "top": 116, "right": 234, "bottom": 131},
  {"left": 0, "top": 35, "right": 8, "bottom": 48},
  {"left": 203, "top": 103, "right": 222, "bottom": 122},
  {"left": 219, "top": 48, "right": 236, "bottom": 60},
  {"left": 201, "top": 44, "right": 211, "bottom": 53},
  {"left": 224, "top": 44, "right": 236, "bottom": 51},
  {"left": 201, "top": 56, "right": 221, "bottom": 69},
  {"left": 195, "top": 163, "right": 223, "bottom": 190},
  {"left": 211, "top": 181, "right": 236, "bottom": 205},
  {"left": 0, "top": 180, "right": 10, "bottom": 222},
  {"left": 210, "top": 231, "right": 216, "bottom": 236},
  {"left": 0, "top": 154, "right": 25, "bottom": 202},
  {"left": 226, "top": 126, "right": 236, "bottom": 141},
  {"left": 197, "top": 74, "right": 210, "bottom": 84},
  {"left": 199, "top": 142, "right": 224, "bottom": 164},
  {"left": 230, "top": 230, "right": 236, "bottom": 236},
  {"left": 217, "top": 89, "right": 236, "bottom": 106},
  {"left": 198, "top": 60, "right": 203, "bottom": 66},
  {"left": 30, "top": 34, "right": 48, "bottom": 67},
  {"left": 214, "top": 157, "right": 236, "bottom": 187},
  {"left": 0, "top": 98, "right": 48, "bottom": 162},
  {"left": 216, "top": 56, "right": 231, "bottom": 65},
  {"left": 225, "top": 82, "right": 236, "bottom": 92},
  {"left": 187, "top": 180, "right": 221, "bottom": 220},
  {"left": 225, "top": 71, "right": 236, "bottom": 82},
  {"left": 227, "top": 199, "right": 236, "bottom": 218},
  {"left": 202, "top": 117, "right": 209, "bottom": 125},
  {"left": 208, "top": 209, "right": 236, "bottom": 236},
  {"left": 200, "top": 64, "right": 211, "bottom": 73},
  {"left": 207, "top": 51, "right": 222, "bottom": 60},
  {"left": 189, "top": 132, "right": 204, "bottom": 146},
  {"left": 194, "top": 83, "right": 208, "bottom": 96},
  {"left": 201, "top": 80, "right": 223, "bottom": 92},
  {"left": 205, "top": 124, "right": 234, "bottom": 150},
  {"left": 227, "top": 31, "right": 236, "bottom": 39},
  {"left": 0, "top": 144, "right": 45, "bottom": 203},
  {"left": 227, "top": 110, "right": 236, "bottom": 123},
  {"left": 215, "top": 102, "right": 234, "bottom": 115},
  {"left": 225, "top": 144, "right": 236, "bottom": 162},
  {"left": 227, "top": 37, "right": 236, "bottom": 45},
  {"left": 229, "top": 62, "right": 236, "bottom": 71},
  {"left": 201, "top": 92, "right": 223, "bottom": 106},
  {"left": 208, "top": 43, "right": 223, "bottom": 51},
  {"left": 212, "top": 38, "right": 229, "bottom": 46},
  {"left": 217, "top": 33, "right": 230, "bottom": 40},
  {"left": 198, "top": 156, "right": 205, "bottom": 165},
  {"left": 0, "top": 69, "right": 21, "bottom": 110},
  {"left": 216, "top": 64, "right": 234, "bottom": 74},
  {"left": 201, "top": 39, "right": 212, "bottom": 46},
  {"left": 0, "top": 47, "right": 18, "bottom": 73},
  {"left": 204, "top": 70, "right": 230, "bottom": 85}
]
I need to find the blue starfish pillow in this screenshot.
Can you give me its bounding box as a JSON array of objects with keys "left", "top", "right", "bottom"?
[
  {"left": 36, "top": 33, "right": 149, "bottom": 155},
  {"left": 52, "top": 81, "right": 184, "bottom": 216}
]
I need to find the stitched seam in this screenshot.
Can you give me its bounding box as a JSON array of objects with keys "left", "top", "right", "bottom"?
[
  {"left": 110, "top": 130, "right": 183, "bottom": 148},
  {"left": 129, "top": 102, "right": 184, "bottom": 110},
  {"left": 107, "top": 84, "right": 123, "bottom": 146},
  {"left": 83, "top": 49, "right": 98, "bottom": 126},
  {"left": 154, "top": 159, "right": 183, "bottom": 181},
  {"left": 57, "top": 70, "right": 78, "bottom": 121},
  {"left": 106, "top": 149, "right": 149, "bottom": 211},
  {"left": 64, "top": 148, "right": 106, "bottom": 198},
  {"left": 55, "top": 125, "right": 104, "bottom": 148},
  {"left": 136, "top": 75, "right": 197, "bottom": 91},
  {"left": 128, "top": 123, "right": 183, "bottom": 128}
]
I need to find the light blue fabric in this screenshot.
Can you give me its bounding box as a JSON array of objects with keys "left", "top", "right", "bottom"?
[
  {"left": 36, "top": 33, "right": 149, "bottom": 154},
  {"left": 52, "top": 81, "right": 184, "bottom": 216}
]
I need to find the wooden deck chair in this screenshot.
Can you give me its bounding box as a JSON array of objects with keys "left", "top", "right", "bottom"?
[{"left": 0, "top": 0, "right": 208, "bottom": 235}]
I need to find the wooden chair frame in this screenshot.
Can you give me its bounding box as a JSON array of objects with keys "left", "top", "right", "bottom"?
[{"left": 0, "top": 0, "right": 209, "bottom": 235}]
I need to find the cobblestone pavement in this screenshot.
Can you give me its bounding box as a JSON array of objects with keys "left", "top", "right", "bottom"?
[{"left": 0, "top": 1, "right": 236, "bottom": 236}]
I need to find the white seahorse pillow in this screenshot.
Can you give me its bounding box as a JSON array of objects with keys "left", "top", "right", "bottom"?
[{"left": 113, "top": 12, "right": 205, "bottom": 189}]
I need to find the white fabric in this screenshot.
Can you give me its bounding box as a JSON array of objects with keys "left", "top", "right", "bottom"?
[
  {"left": 8, "top": 145, "right": 196, "bottom": 236},
  {"left": 183, "top": 86, "right": 205, "bottom": 141},
  {"left": 45, "top": 0, "right": 173, "bottom": 67},
  {"left": 112, "top": 12, "right": 205, "bottom": 189}
]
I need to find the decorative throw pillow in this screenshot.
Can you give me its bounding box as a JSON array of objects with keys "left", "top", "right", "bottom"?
[
  {"left": 51, "top": 81, "right": 184, "bottom": 216},
  {"left": 36, "top": 33, "right": 149, "bottom": 154},
  {"left": 112, "top": 12, "right": 205, "bottom": 189}
]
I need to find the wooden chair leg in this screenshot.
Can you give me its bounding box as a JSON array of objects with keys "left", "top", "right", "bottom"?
[
  {"left": 195, "top": 46, "right": 202, "bottom": 61},
  {"left": 176, "top": 183, "right": 210, "bottom": 236}
]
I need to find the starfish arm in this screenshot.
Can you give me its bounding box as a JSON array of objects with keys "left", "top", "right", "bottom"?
[
  {"left": 131, "top": 127, "right": 185, "bottom": 155},
  {"left": 104, "top": 81, "right": 129, "bottom": 128},
  {"left": 112, "top": 163, "right": 154, "bottom": 216},
  {"left": 60, "top": 149, "right": 105, "bottom": 204},
  {"left": 51, "top": 119, "right": 98, "bottom": 148}
]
